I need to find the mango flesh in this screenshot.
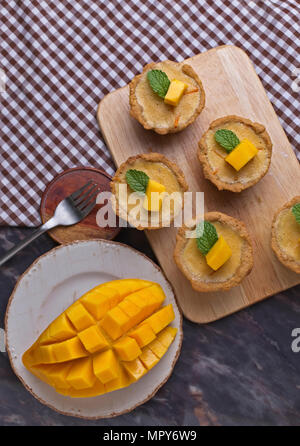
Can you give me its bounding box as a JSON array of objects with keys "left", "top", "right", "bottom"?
[
  {"left": 164, "top": 79, "right": 188, "bottom": 106},
  {"left": 205, "top": 235, "right": 232, "bottom": 271},
  {"left": 142, "top": 179, "right": 166, "bottom": 212},
  {"left": 225, "top": 139, "right": 258, "bottom": 171},
  {"left": 22, "top": 279, "right": 177, "bottom": 398}
]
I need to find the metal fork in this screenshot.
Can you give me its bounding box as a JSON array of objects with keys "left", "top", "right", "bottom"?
[{"left": 0, "top": 180, "right": 100, "bottom": 267}]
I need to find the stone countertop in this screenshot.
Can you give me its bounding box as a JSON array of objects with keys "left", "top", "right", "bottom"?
[{"left": 0, "top": 226, "right": 299, "bottom": 426}]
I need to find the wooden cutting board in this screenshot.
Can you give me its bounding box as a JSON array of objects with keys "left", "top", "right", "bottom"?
[{"left": 97, "top": 45, "right": 300, "bottom": 323}]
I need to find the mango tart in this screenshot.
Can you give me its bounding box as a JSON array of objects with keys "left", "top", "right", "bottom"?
[
  {"left": 174, "top": 212, "right": 253, "bottom": 292},
  {"left": 271, "top": 196, "right": 300, "bottom": 274},
  {"left": 110, "top": 153, "right": 188, "bottom": 230},
  {"left": 22, "top": 279, "right": 178, "bottom": 398},
  {"left": 198, "top": 116, "right": 272, "bottom": 192},
  {"left": 129, "top": 60, "right": 205, "bottom": 134}
]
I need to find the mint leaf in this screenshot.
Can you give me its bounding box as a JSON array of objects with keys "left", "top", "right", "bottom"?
[
  {"left": 125, "top": 169, "right": 149, "bottom": 194},
  {"left": 215, "top": 129, "right": 240, "bottom": 153},
  {"left": 196, "top": 221, "right": 219, "bottom": 255},
  {"left": 292, "top": 203, "right": 300, "bottom": 225},
  {"left": 147, "top": 70, "right": 170, "bottom": 99}
]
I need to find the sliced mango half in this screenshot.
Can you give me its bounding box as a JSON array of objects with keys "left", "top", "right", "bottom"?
[{"left": 22, "top": 279, "right": 177, "bottom": 398}]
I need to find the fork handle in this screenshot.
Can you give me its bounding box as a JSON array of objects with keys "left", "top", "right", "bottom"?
[{"left": 0, "top": 218, "right": 57, "bottom": 267}]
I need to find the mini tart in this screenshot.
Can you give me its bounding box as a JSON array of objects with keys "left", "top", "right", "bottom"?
[
  {"left": 271, "top": 196, "right": 300, "bottom": 273},
  {"left": 198, "top": 116, "right": 272, "bottom": 192},
  {"left": 174, "top": 212, "right": 253, "bottom": 292},
  {"left": 111, "top": 153, "right": 188, "bottom": 230},
  {"left": 129, "top": 60, "right": 205, "bottom": 134}
]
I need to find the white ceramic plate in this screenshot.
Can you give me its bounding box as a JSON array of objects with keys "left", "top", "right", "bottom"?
[{"left": 5, "top": 239, "right": 182, "bottom": 419}]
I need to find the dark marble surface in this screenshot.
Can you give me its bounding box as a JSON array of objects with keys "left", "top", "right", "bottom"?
[{"left": 0, "top": 226, "right": 299, "bottom": 426}]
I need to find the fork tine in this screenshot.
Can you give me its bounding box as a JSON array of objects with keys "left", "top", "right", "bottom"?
[
  {"left": 69, "top": 180, "right": 92, "bottom": 200},
  {"left": 74, "top": 184, "right": 98, "bottom": 206},
  {"left": 80, "top": 198, "right": 98, "bottom": 218},
  {"left": 78, "top": 189, "right": 100, "bottom": 212}
]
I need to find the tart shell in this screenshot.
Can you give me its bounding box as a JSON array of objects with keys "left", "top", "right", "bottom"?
[
  {"left": 174, "top": 211, "right": 254, "bottom": 292},
  {"left": 129, "top": 61, "right": 205, "bottom": 134},
  {"left": 198, "top": 115, "right": 272, "bottom": 192},
  {"left": 110, "top": 152, "right": 188, "bottom": 230},
  {"left": 271, "top": 195, "right": 300, "bottom": 274}
]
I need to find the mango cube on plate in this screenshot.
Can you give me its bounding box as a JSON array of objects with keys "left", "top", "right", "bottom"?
[
  {"left": 22, "top": 279, "right": 178, "bottom": 398},
  {"left": 48, "top": 313, "right": 76, "bottom": 342},
  {"left": 52, "top": 337, "right": 88, "bottom": 362},
  {"left": 66, "top": 357, "right": 96, "bottom": 390},
  {"left": 139, "top": 347, "right": 159, "bottom": 370},
  {"left": 141, "top": 304, "right": 175, "bottom": 334},
  {"left": 81, "top": 287, "right": 120, "bottom": 320},
  {"left": 66, "top": 303, "right": 95, "bottom": 331},
  {"left": 93, "top": 349, "right": 119, "bottom": 384},
  {"left": 123, "top": 358, "right": 147, "bottom": 381},
  {"left": 129, "top": 323, "right": 156, "bottom": 347},
  {"left": 113, "top": 336, "right": 142, "bottom": 361},
  {"left": 77, "top": 325, "right": 109, "bottom": 353}
]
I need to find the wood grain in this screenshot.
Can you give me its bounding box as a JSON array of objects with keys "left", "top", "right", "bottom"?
[
  {"left": 40, "top": 167, "right": 120, "bottom": 244},
  {"left": 97, "top": 45, "right": 300, "bottom": 323}
]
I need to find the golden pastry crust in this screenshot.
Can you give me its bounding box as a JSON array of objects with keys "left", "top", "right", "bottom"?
[
  {"left": 110, "top": 152, "right": 188, "bottom": 230},
  {"left": 174, "top": 212, "right": 254, "bottom": 292},
  {"left": 271, "top": 195, "right": 300, "bottom": 274},
  {"left": 198, "top": 115, "right": 272, "bottom": 192},
  {"left": 129, "top": 61, "right": 205, "bottom": 134}
]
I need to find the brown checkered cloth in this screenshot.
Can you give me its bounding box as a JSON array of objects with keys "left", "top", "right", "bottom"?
[{"left": 1, "top": 0, "right": 299, "bottom": 226}]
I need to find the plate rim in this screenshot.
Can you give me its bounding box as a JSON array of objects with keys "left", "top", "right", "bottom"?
[{"left": 5, "top": 238, "right": 183, "bottom": 419}]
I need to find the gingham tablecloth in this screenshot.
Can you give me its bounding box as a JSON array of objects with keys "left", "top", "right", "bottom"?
[{"left": 1, "top": 0, "right": 299, "bottom": 226}]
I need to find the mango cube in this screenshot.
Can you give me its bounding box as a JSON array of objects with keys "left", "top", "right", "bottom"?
[
  {"left": 164, "top": 79, "right": 188, "bottom": 106},
  {"left": 143, "top": 179, "right": 166, "bottom": 212},
  {"left": 78, "top": 325, "right": 109, "bottom": 353},
  {"left": 103, "top": 279, "right": 152, "bottom": 297},
  {"left": 43, "top": 363, "right": 73, "bottom": 388},
  {"left": 142, "top": 304, "right": 175, "bottom": 334},
  {"left": 93, "top": 350, "right": 119, "bottom": 384},
  {"left": 52, "top": 337, "right": 88, "bottom": 362},
  {"left": 104, "top": 364, "right": 131, "bottom": 393},
  {"left": 55, "top": 379, "right": 106, "bottom": 398},
  {"left": 148, "top": 339, "right": 167, "bottom": 358},
  {"left": 123, "top": 358, "right": 147, "bottom": 381},
  {"left": 139, "top": 347, "right": 159, "bottom": 370},
  {"left": 225, "top": 139, "right": 258, "bottom": 171},
  {"left": 48, "top": 313, "right": 76, "bottom": 342},
  {"left": 66, "top": 357, "right": 96, "bottom": 390},
  {"left": 33, "top": 344, "right": 56, "bottom": 364},
  {"left": 100, "top": 306, "right": 130, "bottom": 340},
  {"left": 113, "top": 336, "right": 141, "bottom": 361},
  {"left": 32, "top": 363, "right": 72, "bottom": 388},
  {"left": 66, "top": 303, "right": 95, "bottom": 331},
  {"left": 205, "top": 235, "right": 232, "bottom": 271},
  {"left": 81, "top": 287, "right": 120, "bottom": 320},
  {"left": 129, "top": 323, "right": 156, "bottom": 347},
  {"left": 126, "top": 284, "right": 165, "bottom": 319},
  {"left": 119, "top": 299, "right": 142, "bottom": 323},
  {"left": 22, "top": 279, "right": 177, "bottom": 399},
  {"left": 157, "top": 327, "right": 178, "bottom": 348}
]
